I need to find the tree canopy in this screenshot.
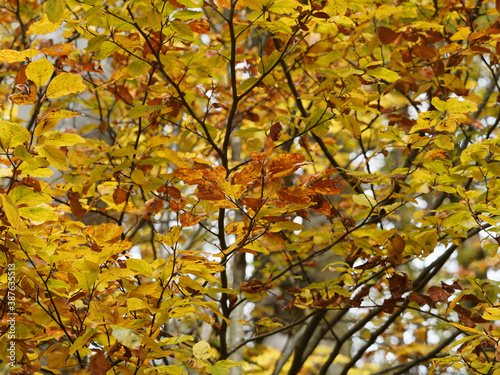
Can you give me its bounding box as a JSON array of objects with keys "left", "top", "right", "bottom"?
[{"left": 1, "top": 0, "right": 500, "bottom": 373}]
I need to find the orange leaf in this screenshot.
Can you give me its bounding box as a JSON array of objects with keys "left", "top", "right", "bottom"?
[
  {"left": 250, "top": 137, "right": 274, "bottom": 161},
  {"left": 309, "top": 195, "right": 332, "bottom": 216},
  {"left": 277, "top": 186, "right": 312, "bottom": 205},
  {"left": 196, "top": 180, "right": 225, "bottom": 201},
  {"left": 174, "top": 168, "right": 203, "bottom": 184},
  {"left": 267, "top": 153, "right": 305, "bottom": 178},
  {"left": 188, "top": 20, "right": 210, "bottom": 34},
  {"left": 242, "top": 197, "right": 265, "bottom": 211},
  {"left": 169, "top": 199, "right": 186, "bottom": 212},
  {"left": 180, "top": 211, "right": 204, "bottom": 227},
  {"left": 233, "top": 161, "right": 262, "bottom": 185},
  {"left": 42, "top": 42, "right": 74, "bottom": 57}
]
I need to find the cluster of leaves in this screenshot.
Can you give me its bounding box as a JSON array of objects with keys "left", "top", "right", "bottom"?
[{"left": 2, "top": 0, "right": 500, "bottom": 373}]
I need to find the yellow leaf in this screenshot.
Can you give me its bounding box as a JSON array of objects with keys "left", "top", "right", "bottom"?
[
  {"left": 218, "top": 180, "right": 246, "bottom": 200},
  {"left": 19, "top": 206, "right": 58, "bottom": 222},
  {"left": 483, "top": 307, "right": 500, "bottom": 321},
  {"left": 111, "top": 325, "right": 142, "bottom": 350},
  {"left": 45, "top": 133, "right": 86, "bottom": 147},
  {"left": 450, "top": 27, "right": 471, "bottom": 41},
  {"left": 0, "top": 121, "right": 30, "bottom": 148},
  {"left": 26, "top": 58, "right": 54, "bottom": 87},
  {"left": 157, "top": 226, "right": 181, "bottom": 247},
  {"left": 46, "top": 73, "right": 86, "bottom": 98},
  {"left": 27, "top": 14, "right": 61, "bottom": 36},
  {"left": 1, "top": 194, "right": 20, "bottom": 229},
  {"left": 131, "top": 169, "right": 145, "bottom": 185},
  {"left": 448, "top": 322, "right": 484, "bottom": 335},
  {"left": 38, "top": 145, "right": 68, "bottom": 170},
  {"left": 366, "top": 67, "right": 400, "bottom": 82},
  {"left": 34, "top": 119, "right": 59, "bottom": 138},
  {"left": 193, "top": 340, "right": 211, "bottom": 360},
  {"left": 257, "top": 232, "right": 286, "bottom": 252},
  {"left": 0, "top": 49, "right": 26, "bottom": 63},
  {"left": 353, "top": 193, "right": 376, "bottom": 207},
  {"left": 46, "top": 0, "right": 66, "bottom": 23}
]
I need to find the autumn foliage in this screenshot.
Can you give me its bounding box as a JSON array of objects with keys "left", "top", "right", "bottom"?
[{"left": 2, "top": 0, "right": 500, "bottom": 373}]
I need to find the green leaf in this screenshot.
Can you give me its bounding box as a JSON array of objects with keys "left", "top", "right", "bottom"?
[
  {"left": 127, "top": 60, "right": 150, "bottom": 78},
  {"left": 206, "top": 360, "right": 240, "bottom": 375}
]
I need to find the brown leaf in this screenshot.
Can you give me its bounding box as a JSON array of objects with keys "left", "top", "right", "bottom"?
[
  {"left": 427, "top": 286, "right": 450, "bottom": 302},
  {"left": 277, "top": 186, "right": 312, "bottom": 205},
  {"left": 169, "top": 199, "right": 186, "bottom": 212},
  {"left": 69, "top": 191, "right": 85, "bottom": 220},
  {"left": 113, "top": 188, "right": 128, "bottom": 205},
  {"left": 408, "top": 292, "right": 433, "bottom": 307},
  {"left": 14, "top": 65, "right": 28, "bottom": 86},
  {"left": 309, "top": 195, "right": 331, "bottom": 216},
  {"left": 90, "top": 350, "right": 111, "bottom": 375},
  {"left": 388, "top": 273, "right": 411, "bottom": 297},
  {"left": 108, "top": 84, "right": 133, "bottom": 104},
  {"left": 145, "top": 197, "right": 164, "bottom": 214},
  {"left": 168, "top": 0, "right": 185, "bottom": 7},
  {"left": 354, "top": 256, "right": 382, "bottom": 270},
  {"left": 377, "top": 26, "right": 399, "bottom": 45},
  {"left": 412, "top": 45, "right": 437, "bottom": 60},
  {"left": 195, "top": 180, "right": 225, "bottom": 201},
  {"left": 312, "top": 11, "right": 330, "bottom": 19},
  {"left": 310, "top": 179, "right": 344, "bottom": 195},
  {"left": 433, "top": 60, "right": 445, "bottom": 76},
  {"left": 242, "top": 197, "right": 264, "bottom": 211},
  {"left": 167, "top": 186, "right": 182, "bottom": 199},
  {"left": 388, "top": 234, "right": 405, "bottom": 266},
  {"left": 240, "top": 280, "right": 272, "bottom": 294},
  {"left": 269, "top": 121, "right": 284, "bottom": 141}
]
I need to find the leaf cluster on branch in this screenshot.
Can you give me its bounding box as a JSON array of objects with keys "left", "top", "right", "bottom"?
[{"left": 1, "top": 0, "right": 500, "bottom": 374}]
